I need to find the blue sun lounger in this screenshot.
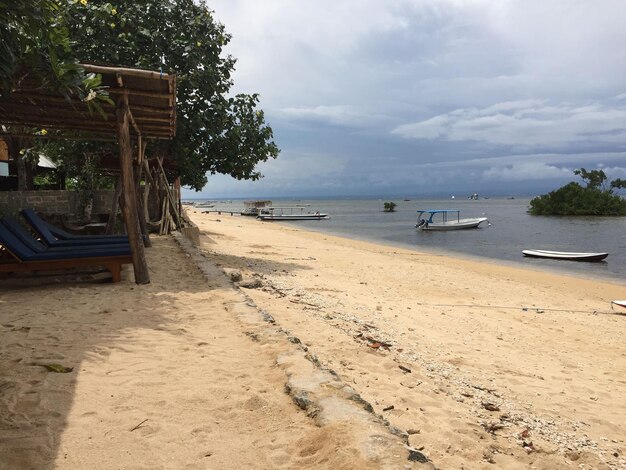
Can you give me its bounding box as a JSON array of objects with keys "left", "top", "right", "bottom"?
[
  {"left": 1, "top": 217, "right": 129, "bottom": 254},
  {"left": 21, "top": 208, "right": 130, "bottom": 248},
  {"left": 0, "top": 221, "right": 132, "bottom": 282}
]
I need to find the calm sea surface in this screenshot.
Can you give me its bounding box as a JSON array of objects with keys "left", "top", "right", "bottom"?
[{"left": 194, "top": 198, "right": 626, "bottom": 283}]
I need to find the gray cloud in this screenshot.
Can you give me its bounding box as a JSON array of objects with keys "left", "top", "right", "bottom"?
[
  {"left": 391, "top": 98, "right": 626, "bottom": 147},
  {"left": 183, "top": 0, "right": 626, "bottom": 198}
]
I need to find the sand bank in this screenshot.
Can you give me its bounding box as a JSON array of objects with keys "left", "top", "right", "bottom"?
[{"left": 189, "top": 209, "right": 626, "bottom": 470}]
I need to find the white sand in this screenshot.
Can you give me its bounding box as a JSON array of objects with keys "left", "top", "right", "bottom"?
[
  {"left": 1, "top": 210, "right": 625, "bottom": 469},
  {"left": 190, "top": 210, "right": 626, "bottom": 469}
]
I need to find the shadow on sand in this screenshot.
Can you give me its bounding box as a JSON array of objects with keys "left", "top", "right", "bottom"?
[{"left": 0, "top": 237, "right": 228, "bottom": 469}]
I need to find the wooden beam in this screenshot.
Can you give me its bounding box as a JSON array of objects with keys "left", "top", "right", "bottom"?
[
  {"left": 82, "top": 64, "right": 173, "bottom": 81},
  {"left": 0, "top": 101, "right": 105, "bottom": 121},
  {"left": 0, "top": 115, "right": 116, "bottom": 131},
  {"left": 0, "top": 131, "right": 116, "bottom": 142},
  {"left": 117, "top": 98, "right": 150, "bottom": 284},
  {"left": 108, "top": 88, "right": 172, "bottom": 100},
  {"left": 7, "top": 92, "right": 175, "bottom": 116},
  {"left": 106, "top": 176, "right": 122, "bottom": 235},
  {"left": 131, "top": 115, "right": 174, "bottom": 124},
  {"left": 0, "top": 109, "right": 173, "bottom": 130},
  {"left": 0, "top": 255, "right": 132, "bottom": 283},
  {"left": 0, "top": 116, "right": 174, "bottom": 138},
  {"left": 134, "top": 156, "right": 152, "bottom": 248},
  {"left": 156, "top": 157, "right": 182, "bottom": 229},
  {"left": 128, "top": 109, "right": 142, "bottom": 137},
  {"left": 1, "top": 101, "right": 172, "bottom": 124}
]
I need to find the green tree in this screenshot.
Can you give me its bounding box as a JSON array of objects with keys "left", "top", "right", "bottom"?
[
  {"left": 0, "top": 0, "right": 108, "bottom": 102},
  {"left": 573, "top": 168, "right": 607, "bottom": 190},
  {"left": 383, "top": 201, "right": 396, "bottom": 212},
  {"left": 610, "top": 178, "right": 626, "bottom": 192},
  {"left": 529, "top": 169, "right": 626, "bottom": 216},
  {"left": 57, "top": 0, "right": 279, "bottom": 190},
  {"left": 1, "top": 1, "right": 112, "bottom": 189}
]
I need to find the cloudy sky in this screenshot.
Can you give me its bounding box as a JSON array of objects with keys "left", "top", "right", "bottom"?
[{"left": 184, "top": 0, "right": 626, "bottom": 199}]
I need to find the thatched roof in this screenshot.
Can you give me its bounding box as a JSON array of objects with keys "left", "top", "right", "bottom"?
[{"left": 0, "top": 64, "right": 176, "bottom": 141}]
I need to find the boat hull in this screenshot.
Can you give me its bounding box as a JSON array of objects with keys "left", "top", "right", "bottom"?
[
  {"left": 522, "top": 250, "right": 608, "bottom": 262},
  {"left": 418, "top": 217, "right": 488, "bottom": 231},
  {"left": 257, "top": 214, "right": 329, "bottom": 221}
]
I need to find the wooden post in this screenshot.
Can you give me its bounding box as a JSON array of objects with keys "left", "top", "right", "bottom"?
[
  {"left": 174, "top": 176, "right": 182, "bottom": 221},
  {"left": 156, "top": 157, "right": 182, "bottom": 229},
  {"left": 134, "top": 150, "right": 152, "bottom": 248},
  {"left": 105, "top": 176, "right": 122, "bottom": 235},
  {"left": 117, "top": 101, "right": 150, "bottom": 284}
]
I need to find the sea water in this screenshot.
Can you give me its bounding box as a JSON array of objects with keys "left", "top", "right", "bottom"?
[{"left": 193, "top": 197, "right": 626, "bottom": 283}]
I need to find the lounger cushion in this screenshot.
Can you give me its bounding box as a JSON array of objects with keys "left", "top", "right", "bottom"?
[
  {"left": 0, "top": 223, "right": 130, "bottom": 261},
  {"left": 1, "top": 218, "right": 130, "bottom": 254},
  {"left": 20, "top": 208, "right": 129, "bottom": 247}
]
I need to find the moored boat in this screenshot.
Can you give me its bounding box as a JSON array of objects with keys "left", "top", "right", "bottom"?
[
  {"left": 241, "top": 200, "right": 272, "bottom": 216},
  {"left": 257, "top": 206, "right": 329, "bottom": 221},
  {"left": 415, "top": 209, "right": 488, "bottom": 231},
  {"left": 522, "top": 249, "right": 608, "bottom": 262}
]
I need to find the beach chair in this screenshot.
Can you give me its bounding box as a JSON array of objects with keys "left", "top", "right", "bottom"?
[
  {"left": 0, "top": 222, "right": 132, "bottom": 282},
  {"left": 1, "top": 217, "right": 129, "bottom": 254},
  {"left": 21, "top": 208, "right": 130, "bottom": 247}
]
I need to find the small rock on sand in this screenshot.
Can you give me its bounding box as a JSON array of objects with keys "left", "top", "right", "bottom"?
[
  {"left": 223, "top": 268, "right": 243, "bottom": 282},
  {"left": 238, "top": 278, "right": 263, "bottom": 289}
]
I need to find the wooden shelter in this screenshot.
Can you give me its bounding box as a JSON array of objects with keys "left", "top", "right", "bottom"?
[{"left": 0, "top": 64, "right": 177, "bottom": 284}]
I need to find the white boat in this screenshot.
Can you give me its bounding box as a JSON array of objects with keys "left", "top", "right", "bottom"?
[
  {"left": 241, "top": 200, "right": 272, "bottom": 216},
  {"left": 522, "top": 249, "right": 608, "bottom": 262},
  {"left": 415, "top": 209, "right": 488, "bottom": 231},
  {"left": 612, "top": 300, "right": 626, "bottom": 309},
  {"left": 257, "top": 206, "right": 329, "bottom": 221}
]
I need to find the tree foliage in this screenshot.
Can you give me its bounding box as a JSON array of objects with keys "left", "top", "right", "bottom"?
[
  {"left": 529, "top": 168, "right": 626, "bottom": 216},
  {"left": 0, "top": 0, "right": 108, "bottom": 103},
  {"left": 610, "top": 178, "right": 626, "bottom": 191},
  {"left": 383, "top": 201, "right": 396, "bottom": 212},
  {"left": 573, "top": 168, "right": 607, "bottom": 190},
  {"left": 51, "top": 0, "right": 279, "bottom": 190}
]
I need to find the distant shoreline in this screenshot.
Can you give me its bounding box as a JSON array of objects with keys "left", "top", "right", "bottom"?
[{"left": 189, "top": 198, "right": 626, "bottom": 284}]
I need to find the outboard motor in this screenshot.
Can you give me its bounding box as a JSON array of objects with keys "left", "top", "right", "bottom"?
[{"left": 416, "top": 218, "right": 427, "bottom": 228}]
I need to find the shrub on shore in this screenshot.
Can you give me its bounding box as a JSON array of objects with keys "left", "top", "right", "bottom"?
[{"left": 529, "top": 169, "right": 626, "bottom": 215}]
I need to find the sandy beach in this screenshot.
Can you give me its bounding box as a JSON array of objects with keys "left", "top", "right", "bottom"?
[
  {"left": 188, "top": 210, "right": 626, "bottom": 469},
  {"left": 1, "top": 210, "right": 625, "bottom": 469}
]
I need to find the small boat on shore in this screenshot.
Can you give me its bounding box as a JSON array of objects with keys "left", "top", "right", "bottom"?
[
  {"left": 257, "top": 206, "right": 329, "bottom": 221},
  {"left": 415, "top": 209, "right": 488, "bottom": 231},
  {"left": 522, "top": 249, "right": 609, "bottom": 262},
  {"left": 612, "top": 300, "right": 626, "bottom": 309}
]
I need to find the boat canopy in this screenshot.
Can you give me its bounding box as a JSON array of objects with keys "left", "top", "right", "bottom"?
[
  {"left": 243, "top": 200, "right": 272, "bottom": 208},
  {"left": 416, "top": 209, "right": 461, "bottom": 224}
]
